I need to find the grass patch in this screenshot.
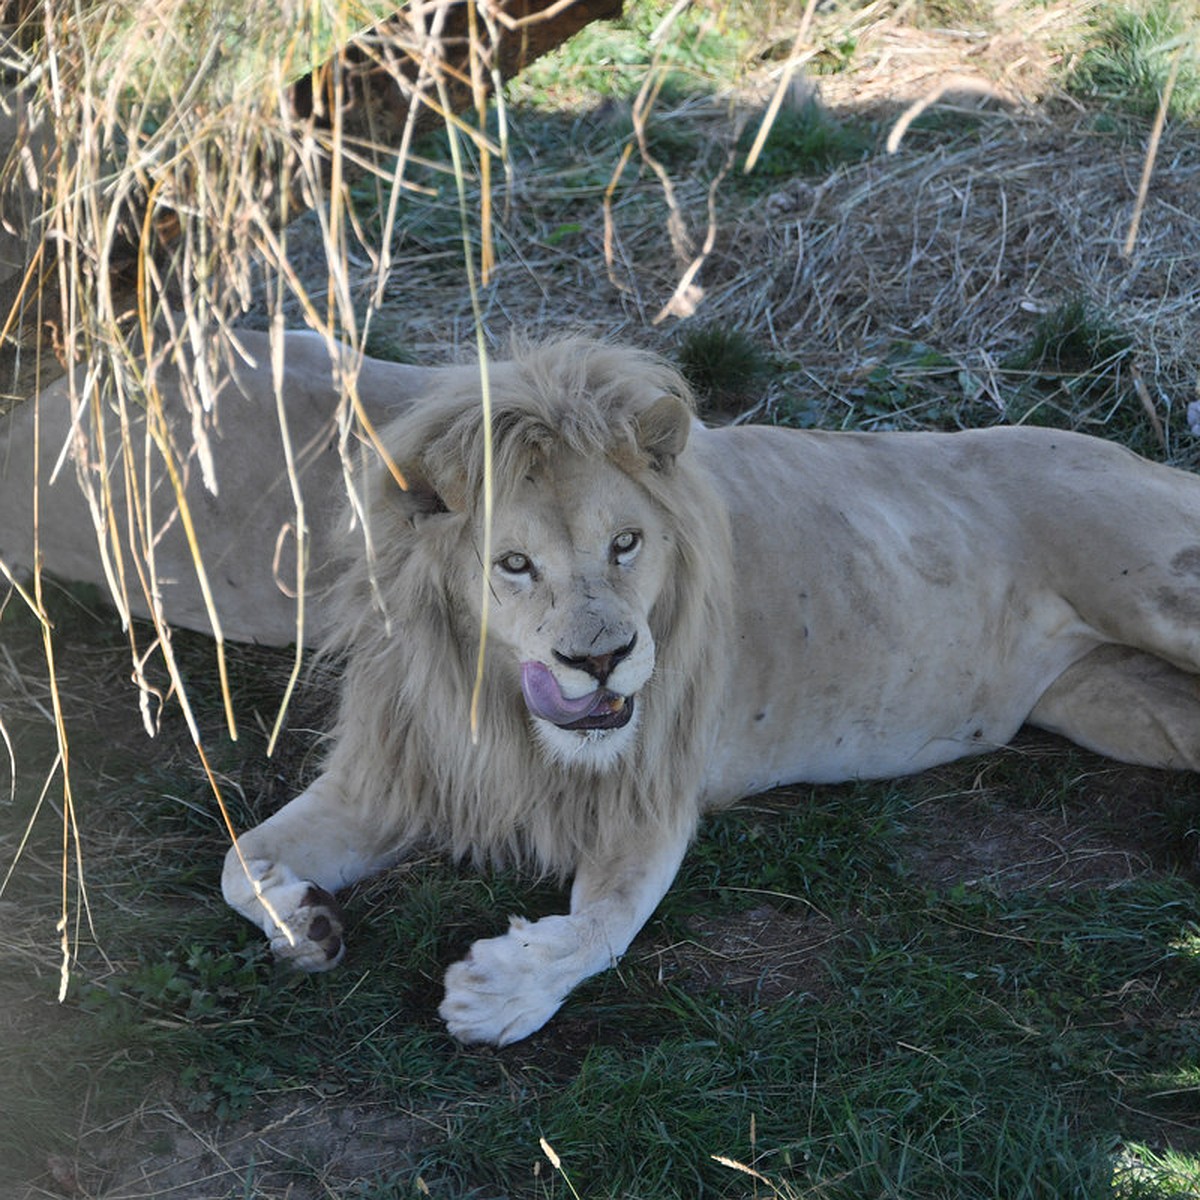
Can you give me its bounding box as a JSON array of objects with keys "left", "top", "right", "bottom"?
[
  {"left": 7, "top": 593, "right": 1200, "bottom": 1199},
  {"left": 738, "top": 101, "right": 875, "bottom": 184},
  {"left": 509, "top": 0, "right": 749, "bottom": 108},
  {"left": 675, "top": 324, "right": 772, "bottom": 414},
  {"left": 772, "top": 339, "right": 998, "bottom": 433},
  {"left": 808, "top": 30, "right": 860, "bottom": 76},
  {"left": 1067, "top": 1, "right": 1200, "bottom": 124},
  {"left": 1014, "top": 295, "right": 1135, "bottom": 376},
  {"left": 1000, "top": 297, "right": 1163, "bottom": 452}
]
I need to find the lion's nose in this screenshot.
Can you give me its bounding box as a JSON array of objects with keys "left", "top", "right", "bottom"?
[{"left": 553, "top": 633, "right": 638, "bottom": 685}]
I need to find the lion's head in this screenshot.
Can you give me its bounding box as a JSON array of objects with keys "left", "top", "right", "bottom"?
[
  {"left": 324, "top": 339, "right": 732, "bottom": 871},
  {"left": 477, "top": 437, "right": 680, "bottom": 770}
]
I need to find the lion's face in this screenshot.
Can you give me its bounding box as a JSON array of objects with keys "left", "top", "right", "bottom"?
[{"left": 476, "top": 448, "right": 672, "bottom": 771}]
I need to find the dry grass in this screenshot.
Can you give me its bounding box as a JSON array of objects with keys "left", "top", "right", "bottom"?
[
  {"left": 286, "top": 2, "right": 1200, "bottom": 459},
  {"left": 2, "top": 0, "right": 588, "bottom": 994},
  {"left": 725, "top": 123, "right": 1199, "bottom": 437}
]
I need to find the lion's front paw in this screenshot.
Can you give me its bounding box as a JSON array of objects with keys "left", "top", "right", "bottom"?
[
  {"left": 439, "top": 915, "right": 582, "bottom": 1046},
  {"left": 225, "top": 857, "right": 346, "bottom": 972},
  {"left": 269, "top": 882, "right": 346, "bottom": 972}
]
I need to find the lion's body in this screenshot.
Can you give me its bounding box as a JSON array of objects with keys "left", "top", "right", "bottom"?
[
  {"left": 224, "top": 340, "right": 1200, "bottom": 1045},
  {"left": 698, "top": 423, "right": 1200, "bottom": 798}
]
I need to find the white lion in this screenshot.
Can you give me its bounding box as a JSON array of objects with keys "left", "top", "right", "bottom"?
[{"left": 223, "top": 338, "right": 1200, "bottom": 1045}]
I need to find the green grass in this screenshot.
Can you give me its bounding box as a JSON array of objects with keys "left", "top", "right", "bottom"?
[
  {"left": 737, "top": 101, "right": 875, "bottom": 184},
  {"left": 832, "top": 339, "right": 986, "bottom": 432},
  {"left": 509, "top": 0, "right": 751, "bottom": 108},
  {"left": 1013, "top": 296, "right": 1134, "bottom": 376},
  {"left": 1068, "top": 1, "right": 1200, "bottom": 125},
  {"left": 675, "top": 324, "right": 772, "bottom": 413},
  {"left": 996, "top": 297, "right": 1170, "bottom": 455},
  {"left": 85, "top": 0, "right": 398, "bottom": 111},
  {"left": 5, "top": 594, "right": 1200, "bottom": 1199},
  {"left": 763, "top": 339, "right": 1000, "bottom": 435}
]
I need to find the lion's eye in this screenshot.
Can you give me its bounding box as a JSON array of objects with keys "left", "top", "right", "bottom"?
[
  {"left": 611, "top": 530, "right": 642, "bottom": 563},
  {"left": 495, "top": 551, "right": 534, "bottom": 577}
]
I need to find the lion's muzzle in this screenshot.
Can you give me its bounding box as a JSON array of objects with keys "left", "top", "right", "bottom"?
[{"left": 520, "top": 661, "right": 636, "bottom": 731}]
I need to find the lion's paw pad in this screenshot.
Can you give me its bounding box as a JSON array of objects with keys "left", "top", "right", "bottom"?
[{"left": 268, "top": 884, "right": 346, "bottom": 972}]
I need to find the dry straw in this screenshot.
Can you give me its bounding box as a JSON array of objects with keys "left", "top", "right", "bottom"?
[{"left": 0, "top": 0, "right": 594, "bottom": 987}]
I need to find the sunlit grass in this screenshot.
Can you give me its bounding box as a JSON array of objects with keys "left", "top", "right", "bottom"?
[
  {"left": 508, "top": 0, "right": 752, "bottom": 108},
  {"left": 1113, "top": 1145, "right": 1200, "bottom": 1197},
  {"left": 1068, "top": 0, "right": 1200, "bottom": 124},
  {"left": 83, "top": 0, "right": 397, "bottom": 106}
]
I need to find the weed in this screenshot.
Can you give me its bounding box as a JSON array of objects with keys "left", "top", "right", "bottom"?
[
  {"left": 362, "top": 315, "right": 420, "bottom": 365},
  {"left": 827, "top": 339, "right": 990, "bottom": 432},
  {"left": 999, "top": 297, "right": 1163, "bottom": 449},
  {"left": 181, "top": 1060, "right": 277, "bottom": 1122},
  {"left": 1014, "top": 296, "right": 1133, "bottom": 377},
  {"left": 80, "top": 942, "right": 273, "bottom": 1026},
  {"left": 810, "top": 32, "right": 859, "bottom": 76},
  {"left": 906, "top": 105, "right": 987, "bottom": 143}
]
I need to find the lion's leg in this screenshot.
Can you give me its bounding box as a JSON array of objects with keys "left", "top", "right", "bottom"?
[
  {"left": 1048, "top": 471, "right": 1200, "bottom": 681},
  {"left": 1029, "top": 644, "right": 1200, "bottom": 770},
  {"left": 221, "top": 772, "right": 402, "bottom": 971},
  {"left": 439, "top": 819, "right": 694, "bottom": 1045}
]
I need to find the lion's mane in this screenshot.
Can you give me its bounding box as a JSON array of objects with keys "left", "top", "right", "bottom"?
[{"left": 321, "top": 339, "right": 733, "bottom": 876}]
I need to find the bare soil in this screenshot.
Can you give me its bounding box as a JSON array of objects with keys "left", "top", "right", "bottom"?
[{"left": 60, "top": 1100, "right": 431, "bottom": 1200}]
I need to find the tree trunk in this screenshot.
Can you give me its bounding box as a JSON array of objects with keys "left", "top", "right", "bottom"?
[{"left": 293, "top": 0, "right": 622, "bottom": 147}]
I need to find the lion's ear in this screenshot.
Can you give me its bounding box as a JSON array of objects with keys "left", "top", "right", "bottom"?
[
  {"left": 400, "top": 477, "right": 452, "bottom": 521},
  {"left": 635, "top": 394, "right": 692, "bottom": 471},
  {"left": 384, "top": 459, "right": 462, "bottom": 523}
]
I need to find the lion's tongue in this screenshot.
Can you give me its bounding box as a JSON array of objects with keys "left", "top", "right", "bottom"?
[{"left": 520, "top": 661, "right": 606, "bottom": 725}]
